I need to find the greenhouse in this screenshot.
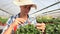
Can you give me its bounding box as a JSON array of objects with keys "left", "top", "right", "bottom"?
[{"left": 0, "top": 0, "right": 60, "bottom": 34}]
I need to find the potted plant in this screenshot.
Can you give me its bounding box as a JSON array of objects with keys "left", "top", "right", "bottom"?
[{"left": 0, "top": 17, "right": 8, "bottom": 26}]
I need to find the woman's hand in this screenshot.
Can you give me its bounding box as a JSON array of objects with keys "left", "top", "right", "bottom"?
[
  {"left": 36, "top": 23, "right": 46, "bottom": 32},
  {"left": 3, "top": 18, "right": 26, "bottom": 34},
  {"left": 10, "top": 18, "right": 26, "bottom": 27}
]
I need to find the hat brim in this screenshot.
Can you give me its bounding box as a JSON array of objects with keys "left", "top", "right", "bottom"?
[
  {"left": 13, "top": 0, "right": 37, "bottom": 9},
  {"left": 13, "top": 1, "right": 35, "bottom": 6}
]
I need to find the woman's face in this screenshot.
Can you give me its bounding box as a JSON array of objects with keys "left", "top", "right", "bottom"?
[{"left": 20, "top": 5, "right": 32, "bottom": 14}]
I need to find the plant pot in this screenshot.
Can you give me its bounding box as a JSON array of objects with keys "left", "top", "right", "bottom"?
[
  {"left": 2, "top": 23, "right": 6, "bottom": 26},
  {"left": 0, "top": 22, "right": 6, "bottom": 26},
  {"left": 0, "top": 21, "right": 2, "bottom": 26}
]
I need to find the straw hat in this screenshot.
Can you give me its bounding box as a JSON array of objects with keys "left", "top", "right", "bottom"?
[{"left": 13, "top": 0, "right": 37, "bottom": 9}]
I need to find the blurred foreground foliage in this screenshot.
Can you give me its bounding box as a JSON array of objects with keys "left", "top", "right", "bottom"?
[{"left": 16, "top": 24, "right": 42, "bottom": 34}]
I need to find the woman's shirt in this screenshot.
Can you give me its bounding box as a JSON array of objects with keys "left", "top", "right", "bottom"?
[{"left": 1, "top": 13, "right": 37, "bottom": 34}]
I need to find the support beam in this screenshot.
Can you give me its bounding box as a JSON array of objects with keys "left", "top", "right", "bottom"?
[
  {"left": 42, "top": 8, "right": 60, "bottom": 14},
  {"left": 30, "top": 1, "right": 60, "bottom": 15},
  {"left": 0, "top": 8, "right": 13, "bottom": 15}
]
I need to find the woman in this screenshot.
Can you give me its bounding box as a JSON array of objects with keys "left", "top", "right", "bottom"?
[{"left": 2, "top": 0, "right": 45, "bottom": 34}]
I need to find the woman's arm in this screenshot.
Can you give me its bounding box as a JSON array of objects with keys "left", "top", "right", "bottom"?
[{"left": 3, "top": 24, "right": 14, "bottom": 34}]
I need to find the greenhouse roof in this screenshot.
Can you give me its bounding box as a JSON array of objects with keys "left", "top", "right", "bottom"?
[{"left": 0, "top": 0, "right": 60, "bottom": 18}]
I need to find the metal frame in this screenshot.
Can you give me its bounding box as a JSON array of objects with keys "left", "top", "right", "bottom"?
[
  {"left": 30, "top": 1, "right": 60, "bottom": 15},
  {"left": 0, "top": 1, "right": 60, "bottom": 16}
]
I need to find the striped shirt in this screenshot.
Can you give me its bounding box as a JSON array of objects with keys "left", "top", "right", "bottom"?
[{"left": 1, "top": 13, "right": 37, "bottom": 34}]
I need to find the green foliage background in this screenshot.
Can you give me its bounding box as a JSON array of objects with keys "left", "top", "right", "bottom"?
[{"left": 36, "top": 16, "right": 60, "bottom": 34}]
